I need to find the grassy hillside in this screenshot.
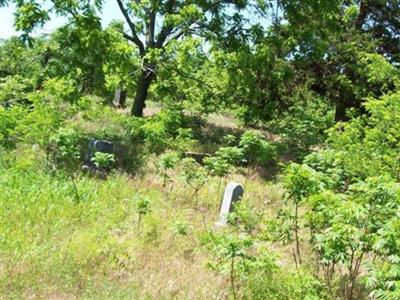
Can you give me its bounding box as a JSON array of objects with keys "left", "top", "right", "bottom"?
[
  {"left": 0, "top": 99, "right": 335, "bottom": 299},
  {"left": 0, "top": 147, "right": 303, "bottom": 299}
]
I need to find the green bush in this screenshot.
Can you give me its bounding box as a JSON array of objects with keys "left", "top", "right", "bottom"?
[
  {"left": 239, "top": 130, "right": 276, "bottom": 166},
  {"left": 0, "top": 105, "right": 25, "bottom": 148},
  {"left": 156, "top": 150, "right": 181, "bottom": 186},
  {"left": 269, "top": 87, "right": 334, "bottom": 159},
  {"left": 281, "top": 89, "right": 400, "bottom": 298},
  {"left": 202, "top": 231, "right": 324, "bottom": 300},
  {"left": 243, "top": 257, "right": 324, "bottom": 300},
  {"left": 48, "top": 127, "right": 81, "bottom": 170}
]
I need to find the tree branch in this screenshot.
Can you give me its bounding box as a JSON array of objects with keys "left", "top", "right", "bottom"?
[
  {"left": 156, "top": 0, "right": 230, "bottom": 48},
  {"left": 49, "top": 0, "right": 78, "bottom": 20},
  {"left": 155, "top": 0, "right": 176, "bottom": 48},
  {"left": 115, "top": 0, "right": 146, "bottom": 56},
  {"left": 146, "top": 11, "right": 156, "bottom": 47},
  {"left": 161, "top": 62, "right": 214, "bottom": 90},
  {"left": 164, "top": 28, "right": 186, "bottom": 46}
]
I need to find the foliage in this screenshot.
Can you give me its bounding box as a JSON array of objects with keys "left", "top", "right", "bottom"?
[
  {"left": 280, "top": 88, "right": 400, "bottom": 298},
  {"left": 0, "top": 105, "right": 25, "bottom": 148},
  {"left": 2, "top": 1, "right": 400, "bottom": 298},
  {"left": 140, "top": 108, "right": 195, "bottom": 154},
  {"left": 229, "top": 202, "right": 263, "bottom": 235},
  {"left": 9, "top": 0, "right": 266, "bottom": 116},
  {"left": 133, "top": 194, "right": 152, "bottom": 232},
  {"left": 269, "top": 85, "right": 335, "bottom": 158},
  {"left": 156, "top": 150, "right": 180, "bottom": 186},
  {"left": 91, "top": 152, "right": 115, "bottom": 170},
  {"left": 239, "top": 130, "right": 276, "bottom": 166},
  {"left": 204, "top": 146, "right": 244, "bottom": 178},
  {"left": 48, "top": 127, "right": 81, "bottom": 170},
  {"left": 171, "top": 220, "right": 190, "bottom": 236},
  {"left": 202, "top": 231, "right": 324, "bottom": 300},
  {"left": 204, "top": 155, "right": 231, "bottom": 178},
  {"left": 366, "top": 213, "right": 400, "bottom": 300},
  {"left": 180, "top": 158, "right": 208, "bottom": 192}
]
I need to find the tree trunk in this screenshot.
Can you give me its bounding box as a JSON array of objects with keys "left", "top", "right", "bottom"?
[
  {"left": 120, "top": 89, "right": 127, "bottom": 108},
  {"left": 335, "top": 101, "right": 348, "bottom": 122},
  {"left": 355, "top": 0, "right": 369, "bottom": 30},
  {"left": 335, "top": 99, "right": 366, "bottom": 122},
  {"left": 131, "top": 71, "right": 155, "bottom": 117}
]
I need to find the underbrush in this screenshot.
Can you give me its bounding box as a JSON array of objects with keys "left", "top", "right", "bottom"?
[{"left": 0, "top": 146, "right": 319, "bottom": 299}]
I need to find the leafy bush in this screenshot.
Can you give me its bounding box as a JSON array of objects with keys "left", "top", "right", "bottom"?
[
  {"left": 214, "top": 146, "right": 245, "bottom": 166},
  {"left": 280, "top": 89, "right": 400, "bottom": 298},
  {"left": 0, "top": 105, "right": 25, "bottom": 148},
  {"left": 239, "top": 130, "right": 276, "bottom": 166},
  {"left": 180, "top": 157, "right": 208, "bottom": 206},
  {"left": 48, "top": 127, "right": 81, "bottom": 170},
  {"left": 269, "top": 87, "right": 334, "bottom": 159},
  {"left": 204, "top": 155, "right": 232, "bottom": 177},
  {"left": 366, "top": 215, "right": 400, "bottom": 300},
  {"left": 243, "top": 257, "right": 323, "bottom": 300},
  {"left": 134, "top": 194, "right": 152, "bottom": 233},
  {"left": 202, "top": 231, "right": 324, "bottom": 300},
  {"left": 229, "top": 201, "right": 263, "bottom": 235},
  {"left": 91, "top": 152, "right": 115, "bottom": 170},
  {"left": 0, "top": 75, "right": 34, "bottom": 105},
  {"left": 140, "top": 108, "right": 195, "bottom": 154}
]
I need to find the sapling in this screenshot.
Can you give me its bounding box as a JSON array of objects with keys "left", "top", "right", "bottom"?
[
  {"left": 229, "top": 202, "right": 263, "bottom": 236},
  {"left": 172, "top": 220, "right": 189, "bottom": 236},
  {"left": 282, "top": 163, "right": 322, "bottom": 266},
  {"left": 181, "top": 158, "right": 208, "bottom": 207},
  {"left": 49, "top": 128, "right": 81, "bottom": 202},
  {"left": 134, "top": 195, "right": 152, "bottom": 234},
  {"left": 156, "top": 150, "right": 180, "bottom": 187},
  {"left": 202, "top": 231, "right": 254, "bottom": 300},
  {"left": 222, "top": 134, "right": 237, "bottom": 146},
  {"left": 204, "top": 146, "right": 244, "bottom": 199},
  {"left": 171, "top": 128, "right": 196, "bottom": 153},
  {"left": 168, "top": 220, "right": 191, "bottom": 249},
  {"left": 215, "top": 146, "right": 245, "bottom": 166},
  {"left": 204, "top": 156, "right": 230, "bottom": 198}
]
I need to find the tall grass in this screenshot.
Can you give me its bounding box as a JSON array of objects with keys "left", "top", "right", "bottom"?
[{"left": 1, "top": 148, "right": 305, "bottom": 299}]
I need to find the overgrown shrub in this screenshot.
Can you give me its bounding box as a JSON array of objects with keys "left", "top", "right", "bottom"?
[
  {"left": 202, "top": 231, "right": 324, "bottom": 300},
  {"left": 48, "top": 127, "right": 81, "bottom": 170},
  {"left": 239, "top": 130, "right": 276, "bottom": 166},
  {"left": 268, "top": 87, "right": 334, "bottom": 159},
  {"left": 280, "top": 89, "right": 400, "bottom": 298}
]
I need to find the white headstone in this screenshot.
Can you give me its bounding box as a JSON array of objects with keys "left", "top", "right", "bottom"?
[
  {"left": 217, "top": 182, "right": 244, "bottom": 226},
  {"left": 113, "top": 89, "right": 127, "bottom": 108},
  {"left": 113, "top": 89, "right": 122, "bottom": 107}
]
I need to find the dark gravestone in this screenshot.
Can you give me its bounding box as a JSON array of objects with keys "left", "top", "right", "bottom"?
[
  {"left": 84, "top": 139, "right": 114, "bottom": 169},
  {"left": 217, "top": 182, "right": 244, "bottom": 226},
  {"left": 184, "top": 151, "right": 211, "bottom": 164}
]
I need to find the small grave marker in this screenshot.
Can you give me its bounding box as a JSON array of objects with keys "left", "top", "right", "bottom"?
[{"left": 217, "top": 182, "right": 244, "bottom": 226}]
